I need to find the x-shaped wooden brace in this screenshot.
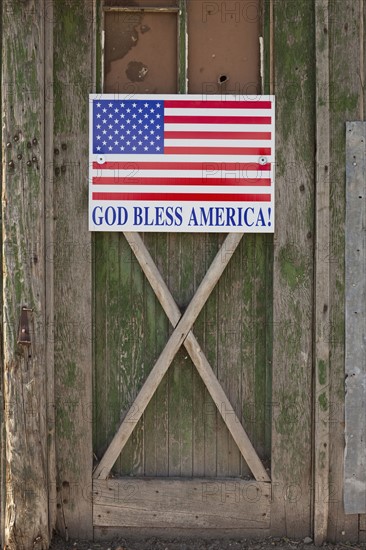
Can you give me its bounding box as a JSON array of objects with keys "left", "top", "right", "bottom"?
[{"left": 93, "top": 232, "right": 270, "bottom": 483}]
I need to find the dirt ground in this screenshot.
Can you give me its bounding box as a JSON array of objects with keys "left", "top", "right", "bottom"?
[{"left": 50, "top": 534, "right": 366, "bottom": 550}]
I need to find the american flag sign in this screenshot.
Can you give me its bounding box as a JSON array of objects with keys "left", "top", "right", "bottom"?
[{"left": 89, "top": 94, "right": 275, "bottom": 233}]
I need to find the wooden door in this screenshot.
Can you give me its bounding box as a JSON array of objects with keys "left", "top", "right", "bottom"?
[{"left": 93, "top": 0, "right": 272, "bottom": 536}]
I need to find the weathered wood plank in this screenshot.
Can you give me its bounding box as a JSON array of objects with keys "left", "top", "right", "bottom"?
[
  {"left": 314, "top": 0, "right": 331, "bottom": 544},
  {"left": 327, "top": 0, "right": 364, "bottom": 540},
  {"left": 344, "top": 121, "right": 366, "bottom": 515},
  {"left": 93, "top": 233, "right": 244, "bottom": 480},
  {"left": 53, "top": 0, "right": 94, "bottom": 538},
  {"left": 93, "top": 478, "right": 270, "bottom": 529},
  {"left": 2, "top": 1, "right": 50, "bottom": 548},
  {"left": 271, "top": 0, "right": 315, "bottom": 538}
]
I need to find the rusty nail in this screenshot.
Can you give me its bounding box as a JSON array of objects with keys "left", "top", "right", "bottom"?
[
  {"left": 6, "top": 142, "right": 12, "bottom": 148},
  {"left": 54, "top": 148, "right": 60, "bottom": 155},
  {"left": 61, "top": 165, "right": 66, "bottom": 173},
  {"left": 17, "top": 154, "right": 22, "bottom": 160},
  {"left": 32, "top": 156, "right": 37, "bottom": 163},
  {"left": 13, "top": 135, "right": 19, "bottom": 142},
  {"left": 27, "top": 160, "right": 32, "bottom": 167},
  {"left": 61, "top": 143, "right": 67, "bottom": 150},
  {"left": 32, "top": 138, "right": 38, "bottom": 145},
  {"left": 8, "top": 160, "right": 14, "bottom": 169},
  {"left": 27, "top": 142, "right": 32, "bottom": 148}
]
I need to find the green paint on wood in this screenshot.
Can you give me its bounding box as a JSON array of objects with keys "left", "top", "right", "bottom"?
[
  {"left": 318, "top": 359, "right": 327, "bottom": 385},
  {"left": 318, "top": 392, "right": 329, "bottom": 412},
  {"left": 279, "top": 244, "right": 308, "bottom": 289}
]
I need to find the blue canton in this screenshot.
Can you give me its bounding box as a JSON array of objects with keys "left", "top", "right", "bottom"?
[{"left": 93, "top": 99, "right": 165, "bottom": 154}]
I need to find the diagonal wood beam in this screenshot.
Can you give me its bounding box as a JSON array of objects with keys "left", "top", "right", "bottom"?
[
  {"left": 93, "top": 233, "right": 243, "bottom": 480},
  {"left": 125, "top": 232, "right": 270, "bottom": 482}
]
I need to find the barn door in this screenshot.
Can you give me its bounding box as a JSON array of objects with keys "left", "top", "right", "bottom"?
[{"left": 93, "top": 0, "right": 272, "bottom": 536}]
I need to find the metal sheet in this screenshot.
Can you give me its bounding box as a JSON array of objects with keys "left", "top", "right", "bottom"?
[
  {"left": 187, "top": 0, "right": 260, "bottom": 94},
  {"left": 345, "top": 121, "right": 366, "bottom": 514}
]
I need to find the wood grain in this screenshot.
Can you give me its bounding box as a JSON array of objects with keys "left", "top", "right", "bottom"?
[
  {"left": 314, "top": 0, "right": 330, "bottom": 543},
  {"left": 2, "top": 1, "right": 49, "bottom": 547},
  {"left": 271, "top": 0, "right": 315, "bottom": 538},
  {"left": 93, "top": 478, "right": 271, "bottom": 529},
  {"left": 53, "top": 0, "right": 94, "bottom": 538}
]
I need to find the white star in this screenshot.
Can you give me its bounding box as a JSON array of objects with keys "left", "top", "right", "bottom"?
[
  {"left": 102, "top": 119, "right": 107, "bottom": 124},
  {"left": 144, "top": 103, "right": 148, "bottom": 108},
  {"left": 96, "top": 135, "right": 101, "bottom": 140},
  {"left": 126, "top": 141, "right": 131, "bottom": 146},
  {"left": 102, "top": 130, "right": 107, "bottom": 135},
  {"left": 132, "top": 136, "right": 137, "bottom": 140},
  {"left": 114, "top": 130, "right": 119, "bottom": 135},
  {"left": 108, "top": 114, "right": 113, "bottom": 118},
  {"left": 120, "top": 146, "right": 125, "bottom": 151},
  {"left": 120, "top": 136, "right": 125, "bottom": 140},
  {"left": 156, "top": 125, "right": 161, "bottom": 129},
  {"left": 109, "top": 146, "right": 113, "bottom": 151},
  {"left": 120, "top": 114, "right": 125, "bottom": 118},
  {"left": 102, "top": 140, "right": 107, "bottom": 146},
  {"left": 97, "top": 113, "right": 101, "bottom": 119},
  {"left": 108, "top": 103, "right": 113, "bottom": 108},
  {"left": 144, "top": 146, "right": 148, "bottom": 151},
  {"left": 132, "top": 146, "right": 136, "bottom": 151},
  {"left": 132, "top": 114, "right": 137, "bottom": 118},
  {"left": 108, "top": 124, "right": 113, "bottom": 129},
  {"left": 138, "top": 108, "right": 143, "bottom": 113},
  {"left": 96, "top": 102, "right": 101, "bottom": 107},
  {"left": 138, "top": 141, "right": 142, "bottom": 146},
  {"left": 150, "top": 141, "right": 154, "bottom": 145},
  {"left": 127, "top": 119, "right": 131, "bottom": 124},
  {"left": 156, "top": 114, "right": 161, "bottom": 119},
  {"left": 156, "top": 136, "right": 161, "bottom": 141},
  {"left": 114, "top": 108, "right": 119, "bottom": 113},
  {"left": 114, "top": 140, "right": 119, "bottom": 145},
  {"left": 114, "top": 119, "right": 119, "bottom": 124},
  {"left": 120, "top": 125, "right": 125, "bottom": 129},
  {"left": 156, "top": 146, "right": 161, "bottom": 151},
  {"left": 120, "top": 103, "right": 125, "bottom": 108},
  {"left": 102, "top": 108, "right": 107, "bottom": 113},
  {"left": 132, "top": 124, "right": 137, "bottom": 129},
  {"left": 150, "top": 108, "right": 155, "bottom": 113},
  {"left": 132, "top": 103, "right": 137, "bottom": 108},
  {"left": 144, "top": 114, "right": 149, "bottom": 119},
  {"left": 156, "top": 103, "right": 161, "bottom": 107},
  {"left": 96, "top": 124, "right": 101, "bottom": 129},
  {"left": 144, "top": 136, "right": 148, "bottom": 140},
  {"left": 138, "top": 130, "right": 143, "bottom": 135},
  {"left": 96, "top": 146, "right": 101, "bottom": 151},
  {"left": 150, "top": 119, "right": 155, "bottom": 124},
  {"left": 126, "top": 130, "right": 131, "bottom": 135},
  {"left": 144, "top": 125, "right": 148, "bottom": 129},
  {"left": 138, "top": 119, "right": 143, "bottom": 124},
  {"left": 150, "top": 130, "right": 155, "bottom": 135},
  {"left": 108, "top": 135, "right": 113, "bottom": 140}
]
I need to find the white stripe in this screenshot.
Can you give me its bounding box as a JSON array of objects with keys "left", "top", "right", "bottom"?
[
  {"left": 164, "top": 123, "right": 273, "bottom": 132},
  {"left": 92, "top": 185, "right": 272, "bottom": 194},
  {"left": 92, "top": 169, "right": 270, "bottom": 179},
  {"left": 164, "top": 139, "right": 272, "bottom": 147},
  {"left": 92, "top": 154, "right": 275, "bottom": 163},
  {"left": 165, "top": 108, "right": 272, "bottom": 117}
]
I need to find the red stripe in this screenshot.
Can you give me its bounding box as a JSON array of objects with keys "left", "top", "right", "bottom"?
[
  {"left": 92, "top": 192, "right": 271, "bottom": 202},
  {"left": 164, "top": 131, "right": 271, "bottom": 140},
  {"left": 164, "top": 100, "right": 272, "bottom": 109},
  {"left": 93, "top": 177, "right": 271, "bottom": 187},
  {"left": 165, "top": 147, "right": 271, "bottom": 155},
  {"left": 165, "top": 116, "right": 271, "bottom": 124},
  {"left": 93, "top": 162, "right": 272, "bottom": 171}
]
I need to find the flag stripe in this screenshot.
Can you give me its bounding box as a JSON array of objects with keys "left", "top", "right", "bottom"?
[
  {"left": 92, "top": 177, "right": 271, "bottom": 187},
  {"left": 165, "top": 147, "right": 271, "bottom": 155},
  {"left": 92, "top": 192, "right": 271, "bottom": 202},
  {"left": 165, "top": 116, "right": 271, "bottom": 124},
  {"left": 164, "top": 131, "right": 271, "bottom": 140},
  {"left": 164, "top": 100, "right": 272, "bottom": 109},
  {"left": 92, "top": 161, "right": 272, "bottom": 171}
]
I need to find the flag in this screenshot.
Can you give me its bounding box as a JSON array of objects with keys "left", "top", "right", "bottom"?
[{"left": 90, "top": 95, "right": 274, "bottom": 204}]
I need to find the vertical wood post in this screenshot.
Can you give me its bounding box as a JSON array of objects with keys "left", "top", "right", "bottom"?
[
  {"left": 314, "top": 0, "right": 330, "bottom": 544},
  {"left": 2, "top": 1, "right": 52, "bottom": 547},
  {"left": 271, "top": 0, "right": 315, "bottom": 538},
  {"left": 53, "top": 0, "right": 94, "bottom": 538}
]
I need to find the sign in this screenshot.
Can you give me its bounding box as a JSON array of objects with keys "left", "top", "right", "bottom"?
[{"left": 89, "top": 94, "right": 275, "bottom": 233}]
